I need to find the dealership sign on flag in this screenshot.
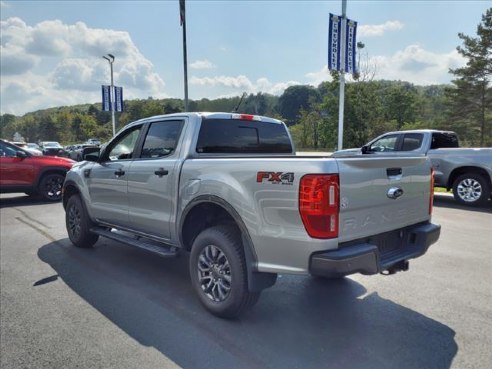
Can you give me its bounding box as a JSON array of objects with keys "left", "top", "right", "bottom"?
[
  {"left": 101, "top": 85, "right": 124, "bottom": 112},
  {"left": 328, "top": 13, "right": 358, "bottom": 74}
]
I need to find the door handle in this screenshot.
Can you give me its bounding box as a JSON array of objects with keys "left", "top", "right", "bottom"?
[
  {"left": 114, "top": 169, "right": 125, "bottom": 177},
  {"left": 386, "top": 167, "right": 402, "bottom": 181},
  {"left": 154, "top": 168, "right": 169, "bottom": 177}
]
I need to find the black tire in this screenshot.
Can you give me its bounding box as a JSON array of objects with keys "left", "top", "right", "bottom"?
[
  {"left": 65, "top": 194, "right": 99, "bottom": 248},
  {"left": 452, "top": 173, "right": 490, "bottom": 207},
  {"left": 38, "top": 173, "right": 65, "bottom": 201},
  {"left": 189, "top": 225, "right": 260, "bottom": 318}
]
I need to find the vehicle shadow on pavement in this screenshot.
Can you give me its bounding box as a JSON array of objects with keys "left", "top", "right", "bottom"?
[
  {"left": 38, "top": 238, "right": 457, "bottom": 369},
  {"left": 433, "top": 193, "right": 492, "bottom": 213},
  {"left": 0, "top": 194, "right": 59, "bottom": 208}
]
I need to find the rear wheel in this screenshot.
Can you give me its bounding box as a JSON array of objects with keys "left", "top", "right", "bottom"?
[
  {"left": 189, "top": 225, "right": 260, "bottom": 318},
  {"left": 38, "top": 173, "right": 65, "bottom": 201},
  {"left": 452, "top": 173, "right": 490, "bottom": 206},
  {"left": 66, "top": 194, "right": 99, "bottom": 248}
]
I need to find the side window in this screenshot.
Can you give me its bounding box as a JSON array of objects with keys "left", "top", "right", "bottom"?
[
  {"left": 107, "top": 127, "right": 142, "bottom": 161},
  {"left": 431, "top": 132, "right": 459, "bottom": 149},
  {"left": 400, "top": 133, "right": 423, "bottom": 151},
  {"left": 368, "top": 135, "right": 399, "bottom": 152},
  {"left": 140, "top": 120, "right": 184, "bottom": 159}
]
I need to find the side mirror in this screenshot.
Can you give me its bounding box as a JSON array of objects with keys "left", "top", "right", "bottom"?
[
  {"left": 16, "top": 151, "right": 28, "bottom": 159},
  {"left": 82, "top": 147, "right": 101, "bottom": 162},
  {"left": 361, "top": 145, "right": 369, "bottom": 154}
]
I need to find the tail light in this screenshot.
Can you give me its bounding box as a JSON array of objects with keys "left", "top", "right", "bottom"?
[
  {"left": 429, "top": 167, "right": 435, "bottom": 215},
  {"left": 299, "top": 174, "right": 339, "bottom": 239},
  {"left": 231, "top": 113, "right": 261, "bottom": 121}
]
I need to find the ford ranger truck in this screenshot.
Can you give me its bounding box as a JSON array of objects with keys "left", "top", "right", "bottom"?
[{"left": 63, "top": 113, "right": 441, "bottom": 318}]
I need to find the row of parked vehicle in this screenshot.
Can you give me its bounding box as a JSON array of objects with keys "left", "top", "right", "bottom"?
[{"left": 7, "top": 139, "right": 101, "bottom": 160}]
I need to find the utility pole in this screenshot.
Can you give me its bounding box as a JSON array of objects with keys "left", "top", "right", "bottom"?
[
  {"left": 337, "top": 0, "right": 347, "bottom": 150},
  {"left": 180, "top": 0, "right": 189, "bottom": 111},
  {"left": 103, "top": 54, "right": 116, "bottom": 136}
]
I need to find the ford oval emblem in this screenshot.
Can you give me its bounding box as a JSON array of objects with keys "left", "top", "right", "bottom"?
[{"left": 387, "top": 187, "right": 404, "bottom": 199}]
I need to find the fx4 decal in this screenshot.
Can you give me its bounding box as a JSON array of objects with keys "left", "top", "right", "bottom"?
[{"left": 256, "top": 171, "right": 294, "bottom": 185}]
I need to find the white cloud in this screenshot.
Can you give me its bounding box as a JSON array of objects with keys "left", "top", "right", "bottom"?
[
  {"left": 51, "top": 58, "right": 104, "bottom": 91},
  {"left": 0, "top": 45, "right": 39, "bottom": 75},
  {"left": 0, "top": 17, "right": 166, "bottom": 115},
  {"left": 305, "top": 65, "right": 333, "bottom": 86},
  {"left": 371, "top": 44, "right": 465, "bottom": 84},
  {"left": 359, "top": 21, "right": 404, "bottom": 37},
  {"left": 190, "top": 75, "right": 253, "bottom": 89},
  {"left": 190, "top": 75, "right": 300, "bottom": 96},
  {"left": 190, "top": 59, "right": 216, "bottom": 69}
]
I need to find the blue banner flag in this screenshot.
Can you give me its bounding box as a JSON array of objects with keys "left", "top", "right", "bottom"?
[
  {"left": 345, "top": 19, "right": 358, "bottom": 74},
  {"left": 115, "top": 86, "right": 124, "bottom": 112},
  {"left": 328, "top": 13, "right": 342, "bottom": 71},
  {"left": 102, "top": 85, "right": 111, "bottom": 111}
]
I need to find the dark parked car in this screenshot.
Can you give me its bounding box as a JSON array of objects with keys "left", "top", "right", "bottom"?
[
  {"left": 0, "top": 139, "right": 75, "bottom": 201},
  {"left": 68, "top": 144, "right": 99, "bottom": 161},
  {"left": 39, "top": 141, "right": 66, "bottom": 156}
]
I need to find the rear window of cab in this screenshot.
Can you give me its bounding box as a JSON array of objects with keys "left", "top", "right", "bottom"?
[{"left": 196, "top": 118, "right": 293, "bottom": 154}]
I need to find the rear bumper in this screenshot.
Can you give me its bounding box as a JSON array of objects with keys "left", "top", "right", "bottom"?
[{"left": 309, "top": 222, "right": 441, "bottom": 278}]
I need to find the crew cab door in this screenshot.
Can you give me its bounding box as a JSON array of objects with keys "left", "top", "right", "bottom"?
[
  {"left": 87, "top": 125, "right": 143, "bottom": 228},
  {"left": 126, "top": 119, "right": 185, "bottom": 240}
]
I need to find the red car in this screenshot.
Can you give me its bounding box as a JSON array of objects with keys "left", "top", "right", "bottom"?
[{"left": 0, "top": 139, "right": 75, "bottom": 201}]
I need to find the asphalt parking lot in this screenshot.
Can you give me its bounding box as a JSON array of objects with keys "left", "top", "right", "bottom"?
[{"left": 1, "top": 193, "right": 491, "bottom": 369}]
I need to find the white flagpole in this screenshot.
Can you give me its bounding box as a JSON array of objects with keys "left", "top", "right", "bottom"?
[
  {"left": 180, "top": 0, "right": 189, "bottom": 112},
  {"left": 337, "top": 0, "right": 347, "bottom": 150}
]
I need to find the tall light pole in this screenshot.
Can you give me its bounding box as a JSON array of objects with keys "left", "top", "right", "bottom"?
[
  {"left": 337, "top": 0, "right": 347, "bottom": 151},
  {"left": 103, "top": 54, "right": 116, "bottom": 136}
]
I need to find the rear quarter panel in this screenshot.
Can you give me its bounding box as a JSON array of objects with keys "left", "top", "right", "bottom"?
[
  {"left": 179, "top": 158, "right": 340, "bottom": 274},
  {"left": 427, "top": 148, "right": 492, "bottom": 187}
]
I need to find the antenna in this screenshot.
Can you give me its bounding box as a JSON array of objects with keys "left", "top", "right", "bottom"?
[{"left": 232, "top": 92, "right": 247, "bottom": 113}]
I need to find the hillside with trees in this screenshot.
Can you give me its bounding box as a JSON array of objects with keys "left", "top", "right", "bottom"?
[{"left": 1, "top": 9, "right": 490, "bottom": 149}]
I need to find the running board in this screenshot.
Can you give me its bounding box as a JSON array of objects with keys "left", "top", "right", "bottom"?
[{"left": 90, "top": 227, "right": 178, "bottom": 258}]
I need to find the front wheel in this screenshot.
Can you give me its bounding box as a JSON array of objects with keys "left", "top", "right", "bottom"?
[
  {"left": 189, "top": 225, "right": 260, "bottom": 318},
  {"left": 38, "top": 173, "right": 65, "bottom": 201},
  {"left": 452, "top": 173, "right": 490, "bottom": 207},
  {"left": 65, "top": 194, "right": 99, "bottom": 248}
]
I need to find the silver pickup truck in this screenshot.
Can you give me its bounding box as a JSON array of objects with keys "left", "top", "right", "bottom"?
[
  {"left": 63, "top": 113, "right": 440, "bottom": 318},
  {"left": 334, "top": 129, "right": 492, "bottom": 206}
]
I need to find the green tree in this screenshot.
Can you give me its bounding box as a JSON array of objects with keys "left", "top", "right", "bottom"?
[
  {"left": 0, "top": 114, "right": 17, "bottom": 139},
  {"left": 446, "top": 8, "right": 492, "bottom": 146},
  {"left": 383, "top": 83, "right": 418, "bottom": 130},
  {"left": 277, "top": 85, "right": 319, "bottom": 125}
]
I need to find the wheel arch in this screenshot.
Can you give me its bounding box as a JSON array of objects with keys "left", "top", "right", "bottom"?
[
  {"left": 35, "top": 167, "right": 69, "bottom": 188},
  {"left": 179, "top": 195, "right": 277, "bottom": 292},
  {"left": 447, "top": 166, "right": 491, "bottom": 190},
  {"left": 62, "top": 180, "right": 81, "bottom": 210}
]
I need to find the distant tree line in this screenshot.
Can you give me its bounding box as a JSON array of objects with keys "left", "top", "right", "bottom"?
[{"left": 1, "top": 9, "right": 490, "bottom": 149}]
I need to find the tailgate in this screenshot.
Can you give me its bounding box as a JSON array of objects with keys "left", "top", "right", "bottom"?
[{"left": 336, "top": 156, "right": 432, "bottom": 242}]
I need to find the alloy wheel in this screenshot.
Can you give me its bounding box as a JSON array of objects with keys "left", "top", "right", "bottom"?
[{"left": 197, "top": 245, "right": 232, "bottom": 302}]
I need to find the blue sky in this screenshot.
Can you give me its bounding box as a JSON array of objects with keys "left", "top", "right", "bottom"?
[{"left": 1, "top": 0, "right": 489, "bottom": 115}]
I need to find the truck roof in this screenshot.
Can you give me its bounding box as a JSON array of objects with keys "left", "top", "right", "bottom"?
[
  {"left": 128, "top": 112, "right": 284, "bottom": 126},
  {"left": 382, "top": 129, "right": 457, "bottom": 135}
]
